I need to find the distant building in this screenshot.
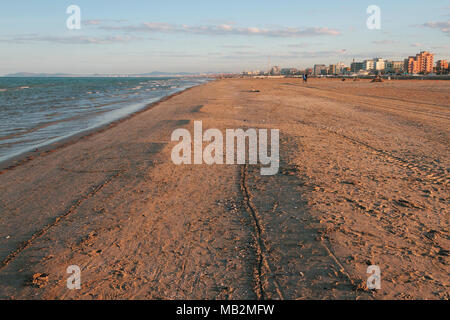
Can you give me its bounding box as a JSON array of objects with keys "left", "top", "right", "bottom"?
[
  {"left": 436, "top": 60, "right": 448, "bottom": 74},
  {"left": 374, "top": 58, "right": 386, "bottom": 71},
  {"left": 336, "top": 62, "right": 347, "bottom": 74},
  {"left": 404, "top": 51, "right": 434, "bottom": 74},
  {"left": 342, "top": 67, "right": 351, "bottom": 75},
  {"left": 242, "top": 70, "right": 262, "bottom": 76},
  {"left": 328, "top": 64, "right": 337, "bottom": 75},
  {"left": 363, "top": 59, "right": 375, "bottom": 71},
  {"left": 385, "top": 61, "right": 404, "bottom": 73},
  {"left": 405, "top": 57, "right": 419, "bottom": 74},
  {"left": 281, "top": 68, "right": 298, "bottom": 75},
  {"left": 313, "top": 64, "right": 327, "bottom": 75},
  {"left": 270, "top": 66, "right": 281, "bottom": 76},
  {"left": 350, "top": 61, "right": 364, "bottom": 73}
]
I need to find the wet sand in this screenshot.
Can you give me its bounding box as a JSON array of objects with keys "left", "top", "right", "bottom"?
[{"left": 0, "top": 78, "right": 448, "bottom": 299}]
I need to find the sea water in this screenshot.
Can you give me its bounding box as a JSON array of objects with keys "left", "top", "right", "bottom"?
[{"left": 0, "top": 77, "right": 209, "bottom": 162}]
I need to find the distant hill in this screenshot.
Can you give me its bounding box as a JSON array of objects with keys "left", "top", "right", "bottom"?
[
  {"left": 3, "top": 72, "right": 81, "bottom": 77},
  {"left": 136, "top": 71, "right": 198, "bottom": 76}
]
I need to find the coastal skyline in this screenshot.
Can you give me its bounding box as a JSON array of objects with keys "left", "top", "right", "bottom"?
[{"left": 1, "top": 0, "right": 449, "bottom": 75}]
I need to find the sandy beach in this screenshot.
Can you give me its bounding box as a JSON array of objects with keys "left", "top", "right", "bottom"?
[{"left": 0, "top": 78, "right": 448, "bottom": 300}]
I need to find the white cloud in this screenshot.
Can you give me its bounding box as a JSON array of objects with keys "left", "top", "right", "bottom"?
[
  {"left": 220, "top": 49, "right": 349, "bottom": 60},
  {"left": 373, "top": 40, "right": 398, "bottom": 45},
  {"left": 100, "top": 22, "right": 340, "bottom": 38},
  {"left": 83, "top": 20, "right": 102, "bottom": 26},
  {"left": 283, "top": 42, "right": 317, "bottom": 48},
  {"left": 221, "top": 44, "right": 254, "bottom": 49},
  {"left": 1, "top": 34, "right": 146, "bottom": 45},
  {"left": 83, "top": 19, "right": 128, "bottom": 26},
  {"left": 421, "top": 21, "right": 450, "bottom": 35}
]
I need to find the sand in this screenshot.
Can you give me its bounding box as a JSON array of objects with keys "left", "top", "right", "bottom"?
[{"left": 0, "top": 78, "right": 448, "bottom": 299}]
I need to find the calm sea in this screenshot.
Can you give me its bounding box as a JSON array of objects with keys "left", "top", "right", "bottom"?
[{"left": 0, "top": 77, "right": 209, "bottom": 163}]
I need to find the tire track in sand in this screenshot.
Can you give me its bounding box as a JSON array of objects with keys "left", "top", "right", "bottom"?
[
  {"left": 0, "top": 170, "right": 122, "bottom": 271},
  {"left": 239, "top": 165, "right": 284, "bottom": 300}
]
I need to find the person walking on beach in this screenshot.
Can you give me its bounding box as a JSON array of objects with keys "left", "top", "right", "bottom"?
[{"left": 303, "top": 73, "right": 308, "bottom": 83}]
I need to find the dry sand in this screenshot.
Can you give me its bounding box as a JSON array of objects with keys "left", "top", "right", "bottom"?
[{"left": 0, "top": 78, "right": 448, "bottom": 299}]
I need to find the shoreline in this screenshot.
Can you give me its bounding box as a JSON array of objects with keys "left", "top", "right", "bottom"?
[{"left": 0, "top": 82, "right": 209, "bottom": 174}]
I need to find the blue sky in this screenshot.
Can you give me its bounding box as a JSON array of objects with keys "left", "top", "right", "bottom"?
[{"left": 0, "top": 0, "right": 449, "bottom": 74}]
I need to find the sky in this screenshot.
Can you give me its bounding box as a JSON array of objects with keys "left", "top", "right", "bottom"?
[{"left": 0, "top": 0, "right": 449, "bottom": 75}]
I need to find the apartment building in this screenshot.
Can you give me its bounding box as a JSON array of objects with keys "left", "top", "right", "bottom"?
[
  {"left": 281, "top": 68, "right": 298, "bottom": 75},
  {"left": 328, "top": 64, "right": 337, "bottom": 75},
  {"left": 436, "top": 60, "right": 448, "bottom": 74},
  {"left": 385, "top": 61, "right": 404, "bottom": 73},
  {"left": 313, "top": 64, "right": 327, "bottom": 75},
  {"left": 363, "top": 59, "right": 375, "bottom": 71},
  {"left": 374, "top": 58, "right": 386, "bottom": 71},
  {"left": 404, "top": 51, "right": 434, "bottom": 74},
  {"left": 350, "top": 61, "right": 364, "bottom": 73}
]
